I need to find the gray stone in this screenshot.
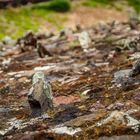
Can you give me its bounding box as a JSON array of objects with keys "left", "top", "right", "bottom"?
[
  {"left": 97, "top": 111, "right": 140, "bottom": 133},
  {"left": 129, "top": 10, "right": 140, "bottom": 29},
  {"left": 0, "top": 107, "right": 10, "bottom": 113},
  {"left": 2, "top": 36, "right": 15, "bottom": 45},
  {"left": 28, "top": 71, "right": 53, "bottom": 117},
  {"left": 129, "top": 58, "right": 140, "bottom": 77},
  {"left": 114, "top": 69, "right": 131, "bottom": 79},
  {"left": 77, "top": 31, "right": 91, "bottom": 52},
  {"left": 117, "top": 38, "right": 137, "bottom": 51}
]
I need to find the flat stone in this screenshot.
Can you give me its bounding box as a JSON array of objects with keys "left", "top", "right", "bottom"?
[
  {"left": 97, "top": 111, "right": 140, "bottom": 133},
  {"left": 0, "top": 107, "right": 10, "bottom": 113},
  {"left": 99, "top": 135, "right": 140, "bottom": 140},
  {"left": 48, "top": 126, "right": 82, "bottom": 136},
  {"left": 64, "top": 111, "right": 107, "bottom": 127},
  {"left": 114, "top": 69, "right": 131, "bottom": 79}
]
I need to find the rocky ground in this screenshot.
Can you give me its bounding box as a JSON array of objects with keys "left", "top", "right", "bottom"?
[{"left": 1, "top": 14, "right": 140, "bottom": 140}]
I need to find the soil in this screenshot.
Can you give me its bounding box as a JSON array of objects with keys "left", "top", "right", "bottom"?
[{"left": 64, "top": 6, "right": 128, "bottom": 29}]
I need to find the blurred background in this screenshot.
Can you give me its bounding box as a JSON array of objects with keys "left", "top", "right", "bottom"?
[{"left": 0, "top": 0, "right": 140, "bottom": 40}]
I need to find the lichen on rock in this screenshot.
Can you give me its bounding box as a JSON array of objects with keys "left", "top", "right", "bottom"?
[{"left": 28, "top": 71, "right": 53, "bottom": 117}]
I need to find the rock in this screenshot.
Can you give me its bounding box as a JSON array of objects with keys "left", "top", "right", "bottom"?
[
  {"left": 59, "top": 28, "right": 73, "bottom": 38},
  {"left": 107, "top": 102, "right": 124, "bottom": 110},
  {"left": 2, "top": 36, "right": 15, "bottom": 45},
  {"left": 129, "top": 10, "right": 140, "bottom": 29},
  {"left": 17, "top": 31, "right": 37, "bottom": 52},
  {"left": 0, "top": 84, "right": 10, "bottom": 94},
  {"left": 99, "top": 135, "right": 140, "bottom": 140},
  {"left": 98, "top": 21, "right": 110, "bottom": 31},
  {"left": 81, "top": 89, "right": 90, "bottom": 96},
  {"left": 36, "top": 30, "right": 54, "bottom": 39},
  {"left": 117, "top": 38, "right": 137, "bottom": 51},
  {"left": 107, "top": 50, "right": 117, "bottom": 60},
  {"left": 34, "top": 65, "right": 55, "bottom": 71},
  {"left": 113, "top": 69, "right": 140, "bottom": 89},
  {"left": 90, "top": 101, "right": 105, "bottom": 112},
  {"left": 114, "top": 69, "right": 131, "bottom": 79},
  {"left": 129, "top": 52, "right": 140, "bottom": 60},
  {"left": 77, "top": 31, "right": 92, "bottom": 52},
  {"left": 2, "top": 58, "right": 11, "bottom": 66},
  {"left": 0, "top": 80, "right": 6, "bottom": 88},
  {"left": 64, "top": 111, "right": 107, "bottom": 127},
  {"left": 95, "top": 62, "right": 109, "bottom": 67},
  {"left": 36, "top": 43, "right": 52, "bottom": 58},
  {"left": 129, "top": 10, "right": 140, "bottom": 22},
  {"left": 48, "top": 126, "right": 82, "bottom": 136},
  {"left": 0, "top": 107, "right": 10, "bottom": 113},
  {"left": 0, "top": 115, "right": 49, "bottom": 137},
  {"left": 0, "top": 118, "right": 22, "bottom": 136},
  {"left": 76, "top": 24, "right": 82, "bottom": 31},
  {"left": 16, "top": 134, "right": 35, "bottom": 140},
  {"left": 129, "top": 58, "right": 140, "bottom": 77},
  {"left": 132, "top": 91, "right": 140, "bottom": 104},
  {"left": 28, "top": 71, "right": 53, "bottom": 117},
  {"left": 97, "top": 111, "right": 140, "bottom": 133}
]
